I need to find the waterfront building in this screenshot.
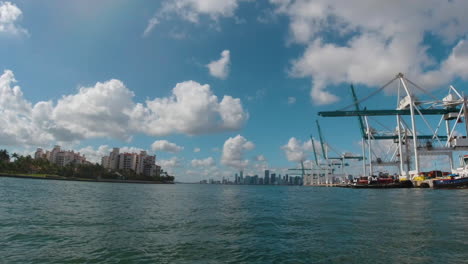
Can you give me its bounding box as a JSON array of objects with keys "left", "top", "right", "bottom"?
[
  {"left": 105, "top": 148, "right": 120, "bottom": 170},
  {"left": 34, "top": 148, "right": 44, "bottom": 160},
  {"left": 34, "top": 146, "right": 87, "bottom": 167},
  {"left": 118, "top": 153, "right": 138, "bottom": 171},
  {"left": 101, "top": 148, "right": 160, "bottom": 177},
  {"left": 101, "top": 156, "right": 109, "bottom": 169},
  {"left": 293, "top": 176, "right": 302, "bottom": 185},
  {"left": 271, "top": 173, "right": 276, "bottom": 184},
  {"left": 264, "top": 170, "right": 270, "bottom": 185},
  {"left": 245, "top": 176, "right": 251, "bottom": 185},
  {"left": 48, "top": 145, "right": 61, "bottom": 164}
]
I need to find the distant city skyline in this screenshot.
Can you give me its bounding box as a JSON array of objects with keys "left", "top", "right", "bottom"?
[
  {"left": 1, "top": 1, "right": 468, "bottom": 181},
  {"left": 202, "top": 169, "right": 303, "bottom": 186}
]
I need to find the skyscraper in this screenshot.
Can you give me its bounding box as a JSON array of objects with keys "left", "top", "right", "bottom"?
[{"left": 264, "top": 170, "right": 270, "bottom": 185}]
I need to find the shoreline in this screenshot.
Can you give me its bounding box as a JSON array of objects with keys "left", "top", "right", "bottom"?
[{"left": 0, "top": 173, "right": 174, "bottom": 185}]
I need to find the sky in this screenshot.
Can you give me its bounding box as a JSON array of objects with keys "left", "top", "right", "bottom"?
[{"left": 2, "top": 0, "right": 468, "bottom": 182}]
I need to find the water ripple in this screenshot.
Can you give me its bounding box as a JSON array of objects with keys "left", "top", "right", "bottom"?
[{"left": 1, "top": 178, "right": 468, "bottom": 263}]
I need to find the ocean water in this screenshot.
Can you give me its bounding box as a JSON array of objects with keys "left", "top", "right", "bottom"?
[{"left": 1, "top": 177, "right": 467, "bottom": 263}]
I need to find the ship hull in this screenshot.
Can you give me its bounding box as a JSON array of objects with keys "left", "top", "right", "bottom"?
[
  {"left": 338, "top": 180, "right": 413, "bottom": 189},
  {"left": 433, "top": 177, "right": 468, "bottom": 189}
]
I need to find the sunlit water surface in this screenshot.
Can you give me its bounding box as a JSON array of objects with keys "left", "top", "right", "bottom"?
[{"left": 1, "top": 177, "right": 468, "bottom": 263}]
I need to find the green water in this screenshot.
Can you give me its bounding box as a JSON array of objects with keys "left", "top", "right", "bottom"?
[{"left": 1, "top": 177, "right": 467, "bottom": 263}]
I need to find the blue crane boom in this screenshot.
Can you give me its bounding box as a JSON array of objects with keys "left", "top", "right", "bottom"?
[
  {"left": 316, "top": 120, "right": 327, "bottom": 161},
  {"left": 321, "top": 85, "right": 449, "bottom": 140},
  {"left": 318, "top": 108, "right": 459, "bottom": 117},
  {"left": 351, "top": 85, "right": 367, "bottom": 138},
  {"left": 310, "top": 135, "right": 319, "bottom": 166}
]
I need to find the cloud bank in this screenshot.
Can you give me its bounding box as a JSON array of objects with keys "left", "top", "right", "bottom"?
[
  {"left": 270, "top": 0, "right": 468, "bottom": 105},
  {"left": 0, "top": 70, "right": 249, "bottom": 147}
]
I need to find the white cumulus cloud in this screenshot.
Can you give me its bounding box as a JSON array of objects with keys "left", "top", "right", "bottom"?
[
  {"left": 254, "top": 154, "right": 266, "bottom": 162},
  {"left": 191, "top": 157, "right": 215, "bottom": 167},
  {"left": 270, "top": 0, "right": 468, "bottom": 105},
  {"left": 207, "top": 50, "right": 230, "bottom": 79},
  {"left": 52, "top": 79, "right": 135, "bottom": 141},
  {"left": 0, "top": 70, "right": 249, "bottom": 148},
  {"left": 143, "top": 0, "right": 244, "bottom": 37},
  {"left": 78, "top": 145, "right": 112, "bottom": 164},
  {"left": 151, "top": 140, "right": 184, "bottom": 153},
  {"left": 194, "top": 147, "right": 201, "bottom": 152},
  {"left": 158, "top": 157, "right": 182, "bottom": 174},
  {"left": 0, "top": 1, "right": 28, "bottom": 36},
  {"left": 0, "top": 70, "right": 52, "bottom": 146},
  {"left": 221, "top": 135, "right": 254, "bottom": 169},
  {"left": 281, "top": 137, "right": 312, "bottom": 162},
  {"left": 132, "top": 80, "right": 248, "bottom": 136}
]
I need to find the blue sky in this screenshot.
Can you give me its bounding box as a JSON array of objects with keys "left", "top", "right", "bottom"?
[{"left": 2, "top": 0, "right": 468, "bottom": 182}]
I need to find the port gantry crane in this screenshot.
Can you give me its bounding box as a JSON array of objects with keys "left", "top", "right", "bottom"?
[
  {"left": 315, "top": 119, "right": 363, "bottom": 185},
  {"left": 288, "top": 160, "right": 311, "bottom": 186},
  {"left": 288, "top": 120, "right": 364, "bottom": 186},
  {"left": 318, "top": 73, "right": 468, "bottom": 181},
  {"left": 308, "top": 134, "right": 333, "bottom": 185}
]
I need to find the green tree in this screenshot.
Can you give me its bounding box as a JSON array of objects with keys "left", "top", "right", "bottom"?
[{"left": 0, "top": 149, "right": 9, "bottom": 162}]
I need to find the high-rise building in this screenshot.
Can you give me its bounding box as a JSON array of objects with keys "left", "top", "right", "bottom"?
[
  {"left": 101, "top": 156, "right": 109, "bottom": 168},
  {"left": 118, "top": 153, "right": 137, "bottom": 171},
  {"left": 107, "top": 148, "right": 120, "bottom": 170},
  {"left": 101, "top": 148, "right": 158, "bottom": 177},
  {"left": 264, "top": 170, "right": 270, "bottom": 185},
  {"left": 49, "top": 145, "right": 61, "bottom": 164},
  {"left": 34, "top": 148, "right": 44, "bottom": 159},
  {"left": 245, "top": 176, "right": 251, "bottom": 185},
  {"left": 34, "top": 146, "right": 87, "bottom": 167},
  {"left": 271, "top": 173, "right": 276, "bottom": 184}
]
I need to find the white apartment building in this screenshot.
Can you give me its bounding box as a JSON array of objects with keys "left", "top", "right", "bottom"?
[
  {"left": 101, "top": 148, "right": 160, "bottom": 177},
  {"left": 118, "top": 153, "right": 138, "bottom": 171},
  {"left": 34, "top": 148, "right": 44, "bottom": 160},
  {"left": 34, "top": 146, "right": 87, "bottom": 167}
]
